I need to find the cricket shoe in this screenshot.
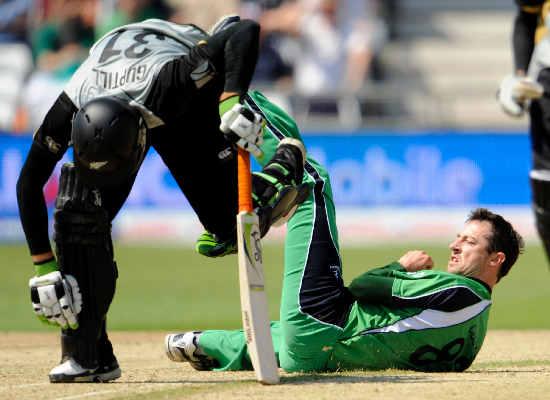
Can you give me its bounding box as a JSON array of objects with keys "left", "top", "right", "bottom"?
[
  {"left": 257, "top": 182, "right": 311, "bottom": 236},
  {"left": 274, "top": 182, "right": 311, "bottom": 224},
  {"left": 165, "top": 331, "right": 218, "bottom": 371},
  {"left": 49, "top": 358, "right": 121, "bottom": 383}
]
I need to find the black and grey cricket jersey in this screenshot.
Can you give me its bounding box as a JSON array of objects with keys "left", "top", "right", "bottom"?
[
  {"left": 17, "top": 18, "right": 260, "bottom": 255},
  {"left": 64, "top": 19, "right": 210, "bottom": 128}
]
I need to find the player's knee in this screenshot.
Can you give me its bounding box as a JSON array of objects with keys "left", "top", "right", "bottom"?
[
  {"left": 54, "top": 162, "right": 115, "bottom": 287},
  {"left": 54, "top": 163, "right": 110, "bottom": 246}
]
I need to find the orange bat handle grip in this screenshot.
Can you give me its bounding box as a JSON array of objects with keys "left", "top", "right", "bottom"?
[{"left": 237, "top": 148, "right": 253, "bottom": 213}]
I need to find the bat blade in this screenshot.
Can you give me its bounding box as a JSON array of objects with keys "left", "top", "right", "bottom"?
[{"left": 237, "top": 210, "right": 280, "bottom": 385}]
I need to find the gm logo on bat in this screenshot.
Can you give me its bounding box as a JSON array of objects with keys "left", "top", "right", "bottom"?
[{"left": 251, "top": 230, "right": 262, "bottom": 264}]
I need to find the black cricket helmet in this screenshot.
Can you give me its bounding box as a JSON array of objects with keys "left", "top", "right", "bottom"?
[{"left": 71, "top": 96, "right": 147, "bottom": 187}]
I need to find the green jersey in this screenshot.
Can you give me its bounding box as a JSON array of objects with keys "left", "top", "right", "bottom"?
[{"left": 333, "top": 263, "right": 491, "bottom": 371}]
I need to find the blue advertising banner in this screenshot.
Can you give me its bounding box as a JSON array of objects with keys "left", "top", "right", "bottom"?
[
  {"left": 0, "top": 132, "right": 532, "bottom": 221},
  {"left": 302, "top": 132, "right": 531, "bottom": 206}
]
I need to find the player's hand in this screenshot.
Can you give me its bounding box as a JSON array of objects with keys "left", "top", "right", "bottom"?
[
  {"left": 195, "top": 231, "right": 237, "bottom": 257},
  {"left": 497, "top": 74, "right": 543, "bottom": 118},
  {"left": 219, "top": 97, "right": 264, "bottom": 157},
  {"left": 29, "top": 269, "right": 82, "bottom": 330},
  {"left": 398, "top": 250, "right": 434, "bottom": 272}
]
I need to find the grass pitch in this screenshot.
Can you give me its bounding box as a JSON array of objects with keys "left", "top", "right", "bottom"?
[
  {"left": 2, "top": 243, "right": 550, "bottom": 399},
  {"left": 2, "top": 242, "right": 550, "bottom": 331},
  {"left": 2, "top": 331, "right": 550, "bottom": 400}
]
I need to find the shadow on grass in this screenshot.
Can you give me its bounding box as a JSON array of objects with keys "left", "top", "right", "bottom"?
[
  {"left": 466, "top": 368, "right": 550, "bottom": 374},
  {"left": 116, "top": 374, "right": 430, "bottom": 386},
  {"left": 112, "top": 376, "right": 433, "bottom": 386},
  {"left": 115, "top": 379, "right": 248, "bottom": 384},
  {"left": 281, "top": 374, "right": 429, "bottom": 385},
  {"left": 471, "top": 359, "right": 550, "bottom": 370},
  {"left": 108, "top": 364, "right": 550, "bottom": 386}
]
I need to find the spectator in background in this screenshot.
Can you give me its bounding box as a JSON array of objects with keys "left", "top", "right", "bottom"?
[
  {"left": 167, "top": 0, "right": 239, "bottom": 29},
  {"left": 32, "top": 0, "right": 96, "bottom": 77},
  {"left": 241, "top": 0, "right": 292, "bottom": 86},
  {"left": 95, "top": 0, "right": 172, "bottom": 39},
  {"left": 22, "top": 0, "right": 97, "bottom": 130},
  {"left": 168, "top": 1, "right": 294, "bottom": 109},
  {"left": 258, "top": 0, "right": 387, "bottom": 97},
  {"left": 0, "top": 0, "right": 33, "bottom": 132}
]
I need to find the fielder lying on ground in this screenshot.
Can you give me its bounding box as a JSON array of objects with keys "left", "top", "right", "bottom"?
[{"left": 165, "top": 90, "right": 525, "bottom": 373}]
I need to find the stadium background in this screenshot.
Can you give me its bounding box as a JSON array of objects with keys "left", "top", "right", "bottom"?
[{"left": 2, "top": 0, "right": 549, "bottom": 334}]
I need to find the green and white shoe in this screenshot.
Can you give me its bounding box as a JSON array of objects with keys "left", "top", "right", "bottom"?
[{"left": 165, "top": 332, "right": 218, "bottom": 371}]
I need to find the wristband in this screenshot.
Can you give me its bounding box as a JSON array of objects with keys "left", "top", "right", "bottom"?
[
  {"left": 219, "top": 95, "right": 240, "bottom": 117},
  {"left": 34, "top": 258, "right": 58, "bottom": 276}
]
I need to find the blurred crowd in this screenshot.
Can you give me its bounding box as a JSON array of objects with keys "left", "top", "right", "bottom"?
[{"left": 0, "top": 0, "right": 395, "bottom": 134}]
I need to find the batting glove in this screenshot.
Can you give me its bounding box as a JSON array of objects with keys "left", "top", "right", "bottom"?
[
  {"left": 29, "top": 259, "right": 82, "bottom": 330},
  {"left": 219, "top": 96, "right": 264, "bottom": 158},
  {"left": 497, "top": 74, "right": 543, "bottom": 118},
  {"left": 195, "top": 231, "right": 237, "bottom": 257}
]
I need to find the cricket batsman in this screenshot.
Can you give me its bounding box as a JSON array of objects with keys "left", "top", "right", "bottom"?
[{"left": 16, "top": 16, "right": 306, "bottom": 382}]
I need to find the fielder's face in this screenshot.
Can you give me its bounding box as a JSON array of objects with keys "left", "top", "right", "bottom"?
[{"left": 447, "top": 220, "right": 494, "bottom": 278}]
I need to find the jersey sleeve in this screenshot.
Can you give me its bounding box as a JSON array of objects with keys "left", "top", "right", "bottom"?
[
  {"left": 204, "top": 19, "right": 260, "bottom": 95},
  {"left": 513, "top": 1, "right": 539, "bottom": 72},
  {"left": 16, "top": 92, "right": 76, "bottom": 255},
  {"left": 390, "top": 271, "right": 491, "bottom": 312},
  {"left": 32, "top": 92, "right": 75, "bottom": 157},
  {"left": 348, "top": 266, "right": 491, "bottom": 312},
  {"left": 347, "top": 262, "right": 406, "bottom": 305}
]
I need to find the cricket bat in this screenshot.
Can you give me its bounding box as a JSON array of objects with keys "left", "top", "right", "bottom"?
[{"left": 236, "top": 148, "right": 280, "bottom": 385}]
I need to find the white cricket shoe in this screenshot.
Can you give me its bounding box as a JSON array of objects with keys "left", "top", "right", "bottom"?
[
  {"left": 165, "top": 331, "right": 218, "bottom": 371},
  {"left": 49, "top": 357, "right": 121, "bottom": 383}
]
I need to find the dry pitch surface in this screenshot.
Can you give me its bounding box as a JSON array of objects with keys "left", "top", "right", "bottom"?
[{"left": 1, "top": 331, "right": 549, "bottom": 400}]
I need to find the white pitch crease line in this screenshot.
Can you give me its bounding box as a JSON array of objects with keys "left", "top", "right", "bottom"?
[
  {"left": 0, "top": 382, "right": 50, "bottom": 390},
  {"left": 55, "top": 383, "right": 183, "bottom": 400},
  {"left": 56, "top": 389, "right": 120, "bottom": 400}
]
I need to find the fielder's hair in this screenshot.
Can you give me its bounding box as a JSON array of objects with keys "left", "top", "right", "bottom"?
[{"left": 467, "top": 208, "right": 524, "bottom": 281}]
